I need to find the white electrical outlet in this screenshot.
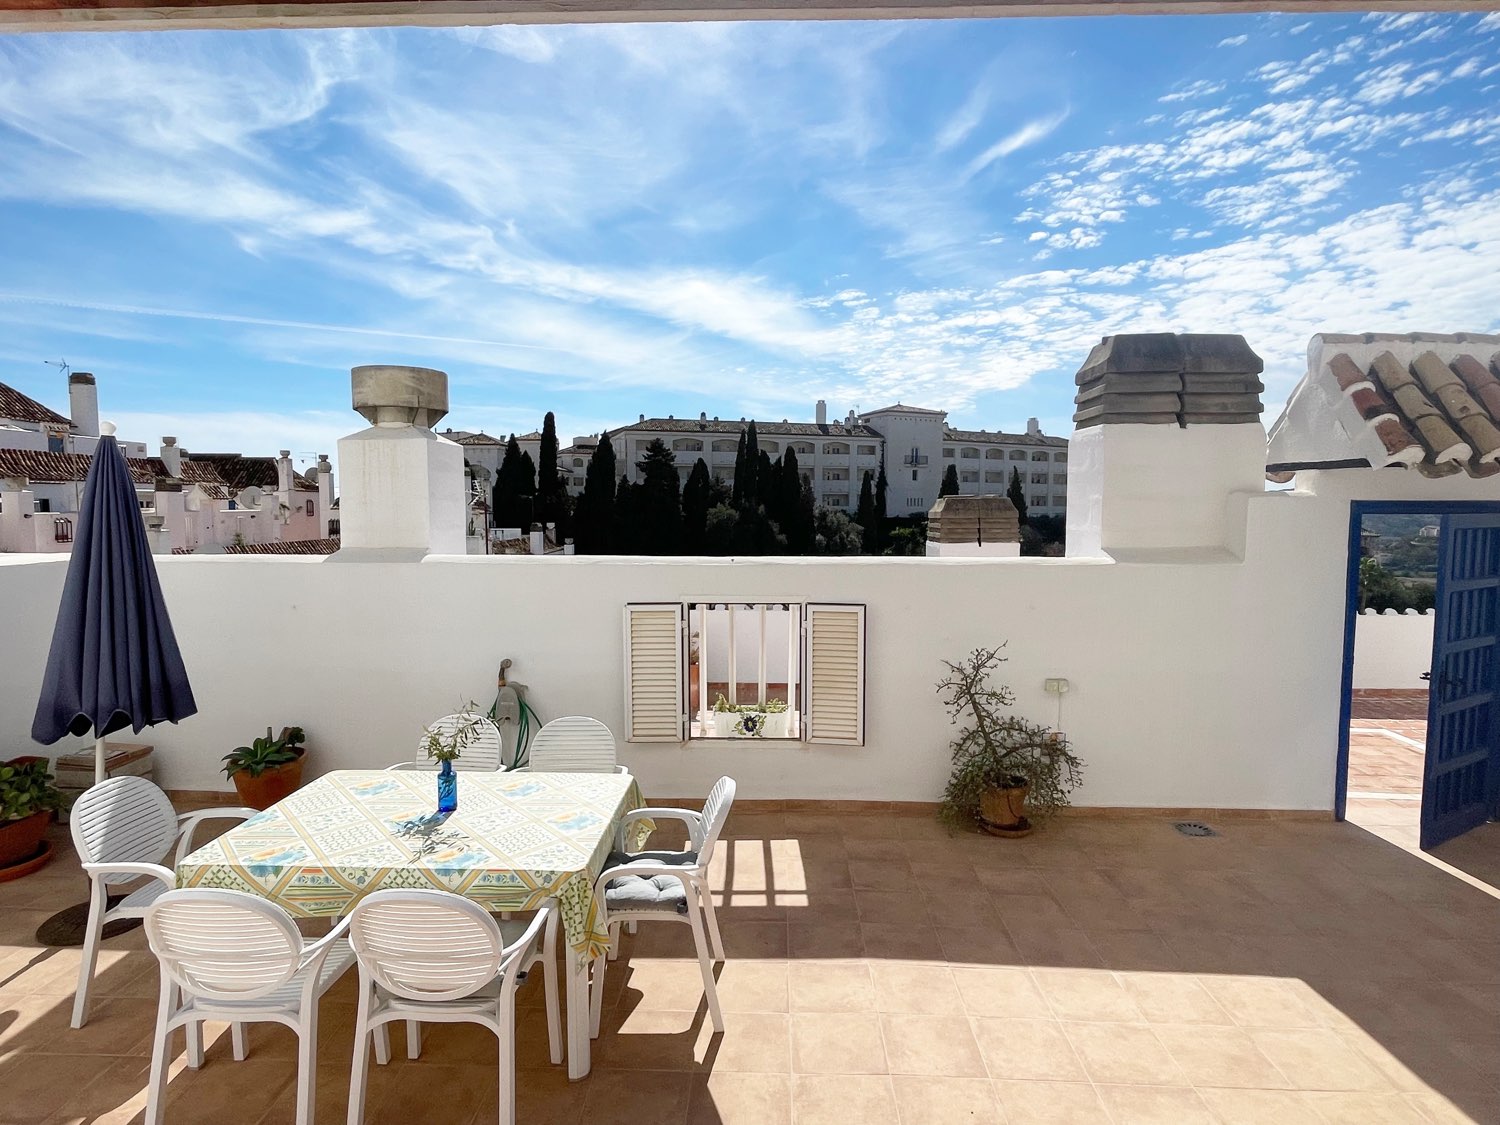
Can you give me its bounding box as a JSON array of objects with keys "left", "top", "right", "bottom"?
[{"left": 1044, "top": 678, "right": 1070, "bottom": 694}]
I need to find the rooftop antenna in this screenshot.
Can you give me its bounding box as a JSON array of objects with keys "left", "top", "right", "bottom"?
[{"left": 43, "top": 358, "right": 71, "bottom": 378}]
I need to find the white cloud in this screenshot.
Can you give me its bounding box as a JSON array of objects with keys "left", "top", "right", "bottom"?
[
  {"left": 963, "top": 108, "right": 1069, "bottom": 181},
  {"left": 1219, "top": 34, "right": 1250, "bottom": 47}
]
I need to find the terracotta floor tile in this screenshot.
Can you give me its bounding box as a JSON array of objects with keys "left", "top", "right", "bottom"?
[
  {"left": 686, "top": 1071, "right": 791, "bottom": 1125},
  {"left": 855, "top": 889, "right": 927, "bottom": 923},
  {"left": 1116, "top": 972, "right": 1233, "bottom": 1025},
  {"left": 787, "top": 922, "right": 863, "bottom": 960},
  {"left": 1197, "top": 974, "right": 1328, "bottom": 1028},
  {"left": 970, "top": 1018, "right": 1087, "bottom": 1082},
  {"left": 869, "top": 962, "right": 961, "bottom": 1014},
  {"left": 791, "top": 1074, "right": 898, "bottom": 1125},
  {"left": 1094, "top": 1083, "right": 1217, "bottom": 1125},
  {"left": 592, "top": 1007, "right": 705, "bottom": 1072},
  {"left": 693, "top": 1012, "right": 790, "bottom": 1073},
  {"left": 1031, "top": 967, "right": 1143, "bottom": 1022},
  {"left": 787, "top": 961, "right": 874, "bottom": 1012},
  {"left": 878, "top": 1014, "right": 987, "bottom": 1077},
  {"left": 1195, "top": 1086, "right": 1327, "bottom": 1124},
  {"left": 890, "top": 1075, "right": 1000, "bottom": 1125},
  {"left": 859, "top": 923, "right": 941, "bottom": 961},
  {"left": 1249, "top": 1028, "right": 1393, "bottom": 1092},
  {"left": 950, "top": 966, "right": 1045, "bottom": 1017},
  {"left": 711, "top": 959, "right": 789, "bottom": 1013},
  {"left": 789, "top": 1012, "right": 888, "bottom": 1074},
  {"left": 992, "top": 1079, "right": 1108, "bottom": 1124},
  {"left": 1007, "top": 926, "right": 1104, "bottom": 969},
  {"left": 1061, "top": 1022, "right": 1185, "bottom": 1086},
  {"left": 1152, "top": 1023, "right": 1292, "bottom": 1089},
  {"left": 1304, "top": 1090, "right": 1434, "bottom": 1124},
  {"left": 580, "top": 1067, "right": 693, "bottom": 1124},
  {"left": 935, "top": 925, "right": 1023, "bottom": 966}
]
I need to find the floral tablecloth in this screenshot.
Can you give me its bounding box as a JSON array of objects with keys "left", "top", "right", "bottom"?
[{"left": 177, "top": 769, "right": 651, "bottom": 959}]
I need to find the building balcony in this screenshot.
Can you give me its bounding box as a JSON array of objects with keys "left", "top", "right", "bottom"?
[{"left": 903, "top": 454, "right": 928, "bottom": 465}]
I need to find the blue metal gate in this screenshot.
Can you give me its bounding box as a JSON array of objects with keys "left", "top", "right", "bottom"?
[{"left": 1422, "top": 514, "right": 1500, "bottom": 849}]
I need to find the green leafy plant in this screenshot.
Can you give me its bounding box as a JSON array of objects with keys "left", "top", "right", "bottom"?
[
  {"left": 0, "top": 759, "right": 63, "bottom": 822},
  {"left": 422, "top": 705, "right": 487, "bottom": 764},
  {"left": 936, "top": 646, "right": 1084, "bottom": 831},
  {"left": 711, "top": 693, "right": 789, "bottom": 715},
  {"left": 222, "top": 729, "right": 304, "bottom": 779}
]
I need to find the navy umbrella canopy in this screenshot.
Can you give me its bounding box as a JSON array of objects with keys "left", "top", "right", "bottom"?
[{"left": 31, "top": 426, "right": 197, "bottom": 782}]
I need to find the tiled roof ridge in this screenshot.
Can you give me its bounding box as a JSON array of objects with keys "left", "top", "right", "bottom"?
[
  {"left": 944, "top": 427, "right": 1066, "bottom": 446},
  {"left": 611, "top": 418, "right": 884, "bottom": 439},
  {"left": 1316, "top": 331, "right": 1500, "bottom": 347},
  {"left": 0, "top": 382, "right": 73, "bottom": 428},
  {"left": 1323, "top": 348, "right": 1500, "bottom": 478},
  {"left": 0, "top": 449, "right": 228, "bottom": 487}
]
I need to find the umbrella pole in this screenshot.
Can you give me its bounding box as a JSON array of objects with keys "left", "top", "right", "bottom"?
[{"left": 94, "top": 735, "right": 107, "bottom": 786}]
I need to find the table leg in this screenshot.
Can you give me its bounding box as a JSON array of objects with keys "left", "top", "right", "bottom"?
[{"left": 565, "top": 945, "right": 591, "bottom": 1080}]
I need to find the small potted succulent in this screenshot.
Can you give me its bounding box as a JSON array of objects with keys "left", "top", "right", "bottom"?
[
  {"left": 937, "top": 646, "right": 1084, "bottom": 836},
  {"left": 421, "top": 705, "right": 488, "bottom": 813},
  {"left": 0, "top": 757, "right": 63, "bottom": 878},
  {"left": 711, "top": 693, "right": 792, "bottom": 738},
  {"left": 222, "top": 726, "right": 307, "bottom": 810}
]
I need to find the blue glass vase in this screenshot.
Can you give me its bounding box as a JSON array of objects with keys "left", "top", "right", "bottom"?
[{"left": 436, "top": 758, "right": 457, "bottom": 813}]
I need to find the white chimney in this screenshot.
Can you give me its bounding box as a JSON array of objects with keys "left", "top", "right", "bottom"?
[
  {"left": 69, "top": 373, "right": 99, "bottom": 439},
  {"left": 816, "top": 400, "right": 827, "bottom": 426},
  {"left": 316, "top": 454, "right": 334, "bottom": 538},
  {"left": 276, "top": 449, "right": 294, "bottom": 495},
  {"left": 160, "top": 436, "right": 182, "bottom": 478},
  {"left": 1027, "top": 417, "right": 1041, "bottom": 436}
]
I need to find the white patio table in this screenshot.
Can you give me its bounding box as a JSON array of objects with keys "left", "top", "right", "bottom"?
[{"left": 176, "top": 769, "right": 651, "bottom": 1079}]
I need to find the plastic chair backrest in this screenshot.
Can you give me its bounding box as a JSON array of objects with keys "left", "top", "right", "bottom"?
[
  {"left": 413, "top": 714, "right": 505, "bottom": 772},
  {"left": 70, "top": 775, "right": 178, "bottom": 882},
  {"left": 697, "top": 776, "right": 737, "bottom": 863},
  {"left": 349, "top": 890, "right": 505, "bottom": 1002},
  {"left": 527, "top": 717, "right": 618, "bottom": 773},
  {"left": 146, "top": 888, "right": 303, "bottom": 1002}
]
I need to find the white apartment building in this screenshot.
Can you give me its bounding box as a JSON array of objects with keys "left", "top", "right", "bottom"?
[{"left": 599, "top": 400, "right": 1067, "bottom": 517}]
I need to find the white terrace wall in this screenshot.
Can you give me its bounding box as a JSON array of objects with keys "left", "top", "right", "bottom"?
[
  {"left": 1353, "top": 609, "right": 1435, "bottom": 690},
  {"left": 0, "top": 461, "right": 1453, "bottom": 813}
]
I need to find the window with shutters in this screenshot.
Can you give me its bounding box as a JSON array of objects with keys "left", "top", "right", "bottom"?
[{"left": 624, "top": 601, "right": 866, "bottom": 745}]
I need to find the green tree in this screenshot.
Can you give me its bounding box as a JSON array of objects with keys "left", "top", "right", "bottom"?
[
  {"left": 873, "top": 457, "right": 889, "bottom": 551},
  {"left": 814, "top": 508, "right": 865, "bottom": 555},
  {"left": 781, "top": 448, "right": 812, "bottom": 554},
  {"left": 856, "top": 470, "right": 877, "bottom": 554},
  {"left": 492, "top": 435, "right": 531, "bottom": 531},
  {"left": 537, "top": 411, "right": 564, "bottom": 536},
  {"left": 682, "top": 458, "right": 713, "bottom": 554},
  {"left": 798, "top": 474, "right": 817, "bottom": 553},
  {"left": 1007, "top": 466, "right": 1029, "bottom": 527},
  {"left": 731, "top": 429, "right": 747, "bottom": 508},
  {"left": 574, "top": 433, "right": 617, "bottom": 553},
  {"left": 940, "top": 464, "right": 960, "bottom": 497},
  {"left": 740, "top": 422, "right": 762, "bottom": 511},
  {"left": 704, "top": 503, "right": 739, "bottom": 555},
  {"left": 613, "top": 474, "right": 639, "bottom": 554},
  {"left": 884, "top": 526, "right": 926, "bottom": 556},
  {"left": 638, "top": 438, "right": 683, "bottom": 553}
]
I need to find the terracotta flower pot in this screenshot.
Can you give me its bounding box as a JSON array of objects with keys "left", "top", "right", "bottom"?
[
  {"left": 979, "top": 778, "right": 1032, "bottom": 837},
  {"left": 231, "top": 751, "right": 306, "bottom": 810},
  {"left": 0, "top": 810, "right": 52, "bottom": 867}
]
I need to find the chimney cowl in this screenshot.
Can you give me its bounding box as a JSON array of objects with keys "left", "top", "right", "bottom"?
[
  {"left": 69, "top": 372, "right": 96, "bottom": 386},
  {"left": 350, "top": 365, "right": 450, "bottom": 429}
]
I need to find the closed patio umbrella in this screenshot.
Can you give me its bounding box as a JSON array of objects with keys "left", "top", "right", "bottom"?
[{"left": 31, "top": 423, "right": 197, "bottom": 782}]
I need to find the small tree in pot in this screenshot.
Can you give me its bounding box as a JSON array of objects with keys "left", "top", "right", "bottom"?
[
  {"left": 937, "top": 646, "right": 1083, "bottom": 836},
  {"left": 0, "top": 758, "right": 64, "bottom": 875},
  {"left": 223, "top": 726, "right": 307, "bottom": 810}
]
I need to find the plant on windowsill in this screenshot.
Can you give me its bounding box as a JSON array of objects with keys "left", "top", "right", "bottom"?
[
  {"left": 937, "top": 646, "right": 1083, "bottom": 837},
  {"left": 0, "top": 757, "right": 63, "bottom": 876},
  {"left": 711, "top": 693, "right": 791, "bottom": 738},
  {"left": 222, "top": 726, "right": 307, "bottom": 810}
]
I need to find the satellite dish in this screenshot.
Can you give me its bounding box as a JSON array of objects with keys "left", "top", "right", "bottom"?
[{"left": 237, "top": 485, "right": 264, "bottom": 510}]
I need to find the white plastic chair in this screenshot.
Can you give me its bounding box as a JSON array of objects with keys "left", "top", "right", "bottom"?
[
  {"left": 525, "top": 716, "right": 627, "bottom": 773},
  {"left": 346, "top": 890, "right": 561, "bottom": 1125},
  {"left": 142, "top": 888, "right": 354, "bottom": 1125},
  {"left": 69, "top": 775, "right": 260, "bottom": 1029},
  {"left": 590, "top": 776, "right": 737, "bottom": 1035},
  {"left": 387, "top": 713, "right": 505, "bottom": 772}
]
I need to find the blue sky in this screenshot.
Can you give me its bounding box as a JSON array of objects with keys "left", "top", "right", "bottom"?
[{"left": 1, "top": 13, "right": 1498, "bottom": 473}]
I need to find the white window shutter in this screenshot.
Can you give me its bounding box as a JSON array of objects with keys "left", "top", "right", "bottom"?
[
  {"left": 623, "top": 603, "right": 686, "bottom": 743},
  {"left": 803, "top": 603, "right": 866, "bottom": 746}
]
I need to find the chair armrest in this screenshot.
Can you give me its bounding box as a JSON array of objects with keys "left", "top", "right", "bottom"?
[
  {"left": 617, "top": 807, "right": 703, "bottom": 850},
  {"left": 596, "top": 859, "right": 705, "bottom": 885},
  {"left": 82, "top": 861, "right": 176, "bottom": 887},
  {"left": 298, "top": 915, "right": 353, "bottom": 972},
  {"left": 385, "top": 761, "right": 429, "bottom": 771},
  {"left": 500, "top": 904, "right": 553, "bottom": 969},
  {"left": 175, "top": 807, "right": 261, "bottom": 866}
]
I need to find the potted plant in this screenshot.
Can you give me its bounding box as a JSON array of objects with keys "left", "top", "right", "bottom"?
[
  {"left": 0, "top": 757, "right": 63, "bottom": 878},
  {"left": 937, "top": 646, "right": 1084, "bottom": 836},
  {"left": 710, "top": 693, "right": 791, "bottom": 738},
  {"left": 421, "top": 706, "right": 488, "bottom": 813},
  {"left": 222, "top": 726, "right": 307, "bottom": 810}
]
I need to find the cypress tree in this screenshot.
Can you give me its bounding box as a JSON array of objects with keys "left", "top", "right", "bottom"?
[
  {"left": 874, "top": 457, "right": 889, "bottom": 551},
  {"left": 1007, "top": 465, "right": 1029, "bottom": 526},
  {"left": 492, "top": 435, "right": 526, "bottom": 530},
  {"left": 638, "top": 438, "right": 683, "bottom": 553},
  {"left": 537, "top": 411, "right": 562, "bottom": 533},
  {"left": 857, "top": 470, "right": 877, "bottom": 553},
  {"left": 518, "top": 450, "right": 537, "bottom": 531},
  {"left": 799, "top": 474, "right": 817, "bottom": 554},
  {"left": 682, "top": 458, "right": 713, "bottom": 553},
  {"left": 613, "top": 474, "right": 639, "bottom": 554},
  {"left": 731, "top": 429, "right": 747, "bottom": 508},
  {"left": 741, "top": 422, "right": 761, "bottom": 511},
  {"left": 575, "top": 433, "right": 617, "bottom": 553},
  {"left": 940, "top": 464, "right": 960, "bottom": 497},
  {"left": 781, "top": 448, "right": 808, "bottom": 553}
]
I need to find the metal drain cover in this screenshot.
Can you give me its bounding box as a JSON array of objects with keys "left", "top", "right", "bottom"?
[{"left": 1173, "top": 821, "right": 1219, "bottom": 837}]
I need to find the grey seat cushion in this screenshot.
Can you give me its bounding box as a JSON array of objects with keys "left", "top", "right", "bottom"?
[
  {"left": 604, "top": 874, "right": 689, "bottom": 914},
  {"left": 606, "top": 848, "right": 699, "bottom": 868}
]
